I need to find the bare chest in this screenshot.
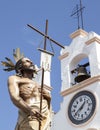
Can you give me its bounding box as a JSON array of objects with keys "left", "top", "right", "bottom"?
[{"left": 19, "top": 82, "right": 39, "bottom": 100}]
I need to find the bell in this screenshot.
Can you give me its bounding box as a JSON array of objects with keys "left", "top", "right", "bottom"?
[{"left": 75, "top": 66, "right": 90, "bottom": 83}]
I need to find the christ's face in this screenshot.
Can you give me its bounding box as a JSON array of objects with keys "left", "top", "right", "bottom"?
[
  {"left": 22, "top": 57, "right": 32, "bottom": 67},
  {"left": 21, "top": 58, "right": 34, "bottom": 70}
]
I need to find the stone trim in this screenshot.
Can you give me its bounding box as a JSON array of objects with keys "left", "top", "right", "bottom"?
[
  {"left": 85, "top": 37, "right": 100, "bottom": 45},
  {"left": 61, "top": 75, "right": 100, "bottom": 96},
  {"left": 87, "top": 128, "right": 98, "bottom": 130},
  {"left": 59, "top": 52, "right": 69, "bottom": 60},
  {"left": 70, "top": 29, "right": 88, "bottom": 39},
  {"left": 44, "top": 84, "right": 52, "bottom": 91},
  {"left": 39, "top": 84, "right": 52, "bottom": 92}
]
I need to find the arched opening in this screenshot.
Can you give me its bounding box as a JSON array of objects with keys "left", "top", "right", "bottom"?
[{"left": 70, "top": 54, "right": 91, "bottom": 86}]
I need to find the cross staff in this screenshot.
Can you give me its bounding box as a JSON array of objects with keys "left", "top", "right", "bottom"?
[
  {"left": 27, "top": 20, "right": 64, "bottom": 130},
  {"left": 39, "top": 20, "right": 48, "bottom": 130}
]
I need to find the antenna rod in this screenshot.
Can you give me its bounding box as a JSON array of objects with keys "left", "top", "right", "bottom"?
[
  {"left": 80, "top": 0, "right": 84, "bottom": 29},
  {"left": 76, "top": 4, "right": 80, "bottom": 29},
  {"left": 27, "top": 24, "right": 65, "bottom": 49}
]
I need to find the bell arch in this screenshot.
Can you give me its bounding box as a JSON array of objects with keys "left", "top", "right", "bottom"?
[{"left": 69, "top": 53, "right": 91, "bottom": 86}]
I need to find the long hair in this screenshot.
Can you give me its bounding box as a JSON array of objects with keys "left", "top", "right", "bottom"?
[
  {"left": 15, "top": 57, "right": 37, "bottom": 78},
  {"left": 15, "top": 58, "right": 24, "bottom": 77}
]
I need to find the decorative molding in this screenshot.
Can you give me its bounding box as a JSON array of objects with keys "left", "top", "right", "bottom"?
[
  {"left": 85, "top": 37, "right": 100, "bottom": 45},
  {"left": 70, "top": 29, "right": 88, "bottom": 39},
  {"left": 44, "top": 84, "right": 52, "bottom": 91},
  {"left": 87, "top": 128, "right": 98, "bottom": 130},
  {"left": 39, "top": 84, "right": 52, "bottom": 92},
  {"left": 59, "top": 52, "right": 69, "bottom": 60},
  {"left": 61, "top": 75, "right": 100, "bottom": 96}
]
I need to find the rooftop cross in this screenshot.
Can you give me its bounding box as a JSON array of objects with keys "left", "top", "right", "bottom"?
[{"left": 71, "top": 0, "right": 85, "bottom": 29}]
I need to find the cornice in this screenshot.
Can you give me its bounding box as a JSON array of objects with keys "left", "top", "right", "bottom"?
[
  {"left": 44, "top": 84, "right": 52, "bottom": 91},
  {"left": 87, "top": 128, "right": 98, "bottom": 130},
  {"left": 39, "top": 84, "right": 52, "bottom": 92},
  {"left": 70, "top": 29, "right": 88, "bottom": 39},
  {"left": 85, "top": 37, "right": 100, "bottom": 45},
  {"left": 59, "top": 52, "right": 69, "bottom": 60},
  {"left": 61, "top": 75, "right": 100, "bottom": 96}
]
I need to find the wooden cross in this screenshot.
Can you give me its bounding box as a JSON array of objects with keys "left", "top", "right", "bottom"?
[{"left": 27, "top": 22, "right": 64, "bottom": 49}]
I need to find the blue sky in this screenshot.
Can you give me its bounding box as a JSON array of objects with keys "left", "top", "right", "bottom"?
[{"left": 1, "top": 0, "right": 100, "bottom": 130}]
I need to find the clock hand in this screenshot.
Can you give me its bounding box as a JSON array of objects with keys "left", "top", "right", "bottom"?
[
  {"left": 75, "top": 101, "right": 85, "bottom": 115},
  {"left": 79, "top": 101, "right": 85, "bottom": 111}
]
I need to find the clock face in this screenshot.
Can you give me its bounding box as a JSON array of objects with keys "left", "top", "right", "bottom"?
[{"left": 68, "top": 91, "right": 96, "bottom": 125}]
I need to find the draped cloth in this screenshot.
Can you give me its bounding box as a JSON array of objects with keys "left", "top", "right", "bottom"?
[{"left": 15, "top": 100, "right": 51, "bottom": 130}]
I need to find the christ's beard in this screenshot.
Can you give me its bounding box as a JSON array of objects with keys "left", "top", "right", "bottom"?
[{"left": 22, "top": 65, "right": 35, "bottom": 72}]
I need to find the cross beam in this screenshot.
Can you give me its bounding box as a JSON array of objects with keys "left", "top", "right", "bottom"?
[{"left": 27, "top": 24, "right": 65, "bottom": 49}]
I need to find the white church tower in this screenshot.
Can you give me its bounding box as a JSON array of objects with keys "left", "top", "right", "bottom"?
[{"left": 51, "top": 29, "right": 100, "bottom": 130}]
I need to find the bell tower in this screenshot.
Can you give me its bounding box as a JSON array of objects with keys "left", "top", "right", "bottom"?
[{"left": 51, "top": 29, "right": 100, "bottom": 130}]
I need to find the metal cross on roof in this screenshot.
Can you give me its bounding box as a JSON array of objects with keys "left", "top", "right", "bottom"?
[{"left": 71, "top": 0, "right": 85, "bottom": 29}]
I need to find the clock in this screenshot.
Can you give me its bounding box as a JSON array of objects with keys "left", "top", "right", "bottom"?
[{"left": 68, "top": 90, "right": 96, "bottom": 125}]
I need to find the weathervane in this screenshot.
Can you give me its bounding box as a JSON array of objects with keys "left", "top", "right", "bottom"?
[
  {"left": 27, "top": 20, "right": 64, "bottom": 130},
  {"left": 70, "top": 0, "right": 85, "bottom": 29}
]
